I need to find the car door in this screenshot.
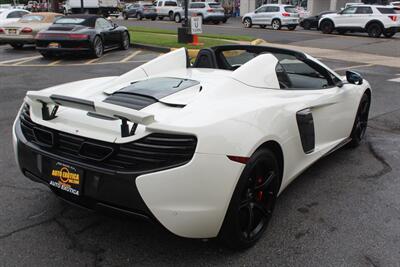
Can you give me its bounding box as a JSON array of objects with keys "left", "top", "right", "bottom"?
[
  {"left": 353, "top": 6, "right": 373, "bottom": 28},
  {"left": 253, "top": 6, "right": 268, "bottom": 25},
  {"left": 276, "top": 55, "right": 355, "bottom": 150},
  {"left": 96, "top": 18, "right": 118, "bottom": 48},
  {"left": 267, "top": 6, "right": 280, "bottom": 25},
  {"left": 334, "top": 6, "right": 357, "bottom": 28}
]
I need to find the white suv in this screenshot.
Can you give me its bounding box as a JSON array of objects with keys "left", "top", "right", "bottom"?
[
  {"left": 319, "top": 5, "right": 400, "bottom": 38},
  {"left": 173, "top": 2, "right": 226, "bottom": 24},
  {"left": 155, "top": 0, "right": 181, "bottom": 21},
  {"left": 242, "top": 4, "right": 300, "bottom": 30}
]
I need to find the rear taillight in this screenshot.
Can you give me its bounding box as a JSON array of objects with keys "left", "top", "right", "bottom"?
[
  {"left": 21, "top": 27, "right": 32, "bottom": 33},
  {"left": 68, "top": 34, "right": 89, "bottom": 40},
  {"left": 282, "top": 12, "right": 290, "bottom": 17},
  {"left": 389, "top": 15, "right": 398, "bottom": 22},
  {"left": 0, "top": 28, "right": 4, "bottom": 34},
  {"left": 207, "top": 9, "right": 214, "bottom": 12}
]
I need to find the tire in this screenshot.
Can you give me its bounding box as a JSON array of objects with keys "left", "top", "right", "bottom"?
[
  {"left": 10, "top": 43, "right": 24, "bottom": 49},
  {"left": 151, "top": 17, "right": 156, "bottom": 21},
  {"left": 137, "top": 13, "right": 143, "bottom": 20},
  {"left": 223, "top": 18, "right": 227, "bottom": 23},
  {"left": 218, "top": 148, "right": 281, "bottom": 250},
  {"left": 383, "top": 29, "right": 396, "bottom": 38},
  {"left": 169, "top": 11, "right": 174, "bottom": 21},
  {"left": 302, "top": 20, "right": 311, "bottom": 30},
  {"left": 213, "top": 20, "right": 220, "bottom": 25},
  {"left": 120, "top": 31, "right": 130, "bottom": 50},
  {"left": 320, "top": 20, "right": 334, "bottom": 34},
  {"left": 174, "top": 13, "right": 181, "bottom": 23},
  {"left": 40, "top": 51, "right": 54, "bottom": 59},
  {"left": 287, "top": 25, "right": 296, "bottom": 31},
  {"left": 271, "top": 19, "right": 281, "bottom": 30},
  {"left": 158, "top": 16, "right": 164, "bottom": 20},
  {"left": 243, "top": 17, "right": 252, "bottom": 28},
  {"left": 259, "top": 25, "right": 266, "bottom": 29},
  {"left": 92, "top": 36, "right": 104, "bottom": 58},
  {"left": 123, "top": 12, "right": 128, "bottom": 20},
  {"left": 367, "top": 23, "right": 382, "bottom": 38},
  {"left": 348, "top": 93, "right": 371, "bottom": 148}
]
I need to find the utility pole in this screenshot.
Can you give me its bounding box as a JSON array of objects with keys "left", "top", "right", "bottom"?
[{"left": 177, "top": 0, "right": 193, "bottom": 43}]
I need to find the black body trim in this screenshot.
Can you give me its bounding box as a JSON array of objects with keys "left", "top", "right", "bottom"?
[{"left": 296, "top": 108, "right": 315, "bottom": 154}]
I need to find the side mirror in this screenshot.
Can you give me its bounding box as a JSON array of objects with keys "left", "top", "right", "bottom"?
[
  {"left": 346, "top": 71, "right": 363, "bottom": 85},
  {"left": 254, "top": 10, "right": 258, "bottom": 13}
]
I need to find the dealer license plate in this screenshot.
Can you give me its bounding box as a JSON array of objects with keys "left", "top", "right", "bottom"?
[
  {"left": 8, "top": 29, "right": 17, "bottom": 35},
  {"left": 49, "top": 161, "right": 83, "bottom": 196},
  {"left": 48, "top": 42, "right": 60, "bottom": 48}
]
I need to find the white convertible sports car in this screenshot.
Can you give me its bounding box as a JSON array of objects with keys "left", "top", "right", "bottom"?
[{"left": 13, "top": 45, "right": 371, "bottom": 249}]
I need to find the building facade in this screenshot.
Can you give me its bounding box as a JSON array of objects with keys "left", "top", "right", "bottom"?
[{"left": 239, "top": 0, "right": 393, "bottom": 16}]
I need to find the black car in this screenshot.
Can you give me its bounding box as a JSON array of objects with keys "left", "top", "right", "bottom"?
[
  {"left": 122, "top": 3, "right": 157, "bottom": 20},
  {"left": 35, "top": 15, "right": 130, "bottom": 58},
  {"left": 300, "top": 11, "right": 336, "bottom": 30}
]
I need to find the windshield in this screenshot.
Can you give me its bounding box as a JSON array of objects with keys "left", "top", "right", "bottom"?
[
  {"left": 54, "top": 18, "right": 86, "bottom": 24},
  {"left": 209, "top": 3, "right": 222, "bottom": 8},
  {"left": 20, "top": 15, "right": 44, "bottom": 22},
  {"left": 143, "top": 4, "right": 154, "bottom": 7}
]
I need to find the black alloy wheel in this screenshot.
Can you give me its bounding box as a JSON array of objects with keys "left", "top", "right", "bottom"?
[
  {"left": 120, "top": 31, "right": 130, "bottom": 50},
  {"left": 219, "top": 148, "right": 280, "bottom": 249},
  {"left": 320, "top": 20, "right": 334, "bottom": 34},
  {"left": 348, "top": 93, "right": 371, "bottom": 147},
  {"left": 92, "top": 36, "right": 104, "bottom": 58},
  {"left": 302, "top": 20, "right": 311, "bottom": 30},
  {"left": 367, "top": 23, "right": 383, "bottom": 38}
]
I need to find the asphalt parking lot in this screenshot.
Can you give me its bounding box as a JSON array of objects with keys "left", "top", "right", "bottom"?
[{"left": 1, "top": 43, "right": 400, "bottom": 266}]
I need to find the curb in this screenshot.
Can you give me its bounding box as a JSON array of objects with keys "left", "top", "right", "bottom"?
[
  {"left": 251, "top": 39, "right": 266, "bottom": 45},
  {"left": 132, "top": 43, "right": 171, "bottom": 53}
]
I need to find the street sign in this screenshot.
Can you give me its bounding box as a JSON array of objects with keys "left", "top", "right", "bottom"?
[{"left": 190, "top": 16, "right": 202, "bottom": 34}]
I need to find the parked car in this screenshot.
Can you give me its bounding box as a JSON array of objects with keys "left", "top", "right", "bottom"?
[
  {"left": 319, "top": 5, "right": 400, "bottom": 38},
  {"left": 0, "top": 9, "right": 30, "bottom": 26},
  {"left": 24, "top": 1, "right": 39, "bottom": 11},
  {"left": 63, "top": 0, "right": 120, "bottom": 17},
  {"left": 122, "top": 2, "right": 157, "bottom": 20},
  {"left": 242, "top": 4, "right": 299, "bottom": 30},
  {"left": 35, "top": 15, "right": 130, "bottom": 58},
  {"left": 155, "top": 0, "right": 181, "bottom": 21},
  {"left": 300, "top": 11, "right": 335, "bottom": 30},
  {"left": 0, "top": 12, "right": 63, "bottom": 49},
  {"left": 14, "top": 44, "right": 372, "bottom": 249},
  {"left": 173, "top": 2, "right": 226, "bottom": 24}
]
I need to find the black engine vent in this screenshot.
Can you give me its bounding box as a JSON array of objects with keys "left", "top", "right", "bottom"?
[{"left": 19, "top": 104, "right": 197, "bottom": 172}]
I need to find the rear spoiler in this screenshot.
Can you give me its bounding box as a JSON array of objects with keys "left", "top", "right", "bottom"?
[{"left": 25, "top": 91, "right": 155, "bottom": 137}]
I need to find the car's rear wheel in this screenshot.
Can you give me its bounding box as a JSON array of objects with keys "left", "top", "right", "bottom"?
[
  {"left": 120, "top": 31, "right": 130, "bottom": 50},
  {"left": 169, "top": 11, "right": 174, "bottom": 21},
  {"left": 92, "top": 36, "right": 104, "bottom": 58},
  {"left": 123, "top": 12, "right": 128, "bottom": 20},
  {"left": 383, "top": 29, "right": 396, "bottom": 38},
  {"left": 137, "top": 12, "right": 143, "bottom": 20},
  {"left": 271, "top": 19, "right": 281, "bottom": 30},
  {"left": 302, "top": 20, "right": 311, "bottom": 30},
  {"left": 174, "top": 13, "right": 181, "bottom": 23},
  {"left": 320, "top": 20, "right": 334, "bottom": 34},
  {"left": 348, "top": 93, "right": 371, "bottom": 148},
  {"left": 367, "top": 23, "right": 383, "bottom": 38},
  {"left": 219, "top": 148, "right": 280, "bottom": 250},
  {"left": 287, "top": 25, "right": 296, "bottom": 31},
  {"left": 243, "top": 17, "right": 252, "bottom": 28},
  {"left": 10, "top": 43, "right": 24, "bottom": 49}
]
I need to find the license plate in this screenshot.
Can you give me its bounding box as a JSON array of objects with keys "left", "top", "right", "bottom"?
[
  {"left": 48, "top": 42, "right": 60, "bottom": 48},
  {"left": 8, "top": 29, "right": 17, "bottom": 35},
  {"left": 49, "top": 161, "right": 83, "bottom": 196}
]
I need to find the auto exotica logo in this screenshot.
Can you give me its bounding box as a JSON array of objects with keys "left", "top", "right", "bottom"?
[{"left": 49, "top": 162, "right": 80, "bottom": 196}]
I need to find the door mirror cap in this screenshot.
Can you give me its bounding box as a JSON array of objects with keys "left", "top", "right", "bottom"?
[{"left": 346, "top": 70, "right": 363, "bottom": 85}]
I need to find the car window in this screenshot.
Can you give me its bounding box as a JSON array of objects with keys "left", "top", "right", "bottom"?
[
  {"left": 133, "top": 4, "right": 140, "bottom": 7},
  {"left": 96, "top": 18, "right": 112, "bottom": 29},
  {"left": 266, "top": 6, "right": 279, "bottom": 12},
  {"left": 341, "top": 7, "right": 357, "bottom": 14},
  {"left": 7, "top": 11, "right": 23, "bottom": 18},
  {"left": 377, "top": 8, "right": 396, "bottom": 14},
  {"left": 356, "top": 7, "right": 372, "bottom": 14},
  {"left": 157, "top": 1, "right": 162, "bottom": 6},
  {"left": 20, "top": 15, "right": 44, "bottom": 22},
  {"left": 256, "top": 6, "right": 268, "bottom": 13},
  {"left": 165, "top": 1, "right": 177, "bottom": 6},
  {"left": 55, "top": 17, "right": 86, "bottom": 24},
  {"left": 284, "top": 6, "right": 298, "bottom": 13},
  {"left": 208, "top": 3, "right": 222, "bottom": 8}
]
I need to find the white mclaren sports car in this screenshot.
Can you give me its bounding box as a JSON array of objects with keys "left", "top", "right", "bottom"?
[{"left": 13, "top": 45, "right": 371, "bottom": 249}]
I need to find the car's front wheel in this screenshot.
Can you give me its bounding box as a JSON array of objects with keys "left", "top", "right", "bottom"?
[
  {"left": 10, "top": 43, "right": 24, "bottom": 49},
  {"left": 174, "top": 13, "right": 181, "bottom": 23},
  {"left": 348, "top": 92, "right": 371, "bottom": 148},
  {"left": 219, "top": 148, "right": 281, "bottom": 250},
  {"left": 120, "top": 31, "right": 130, "bottom": 50},
  {"left": 320, "top": 20, "right": 334, "bottom": 34},
  {"left": 383, "top": 28, "right": 396, "bottom": 38},
  {"left": 302, "top": 20, "right": 311, "bottom": 30},
  {"left": 243, "top": 17, "right": 252, "bottom": 28},
  {"left": 92, "top": 36, "right": 104, "bottom": 58}
]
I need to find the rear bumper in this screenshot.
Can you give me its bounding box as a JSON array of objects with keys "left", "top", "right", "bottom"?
[
  {"left": 281, "top": 18, "right": 299, "bottom": 26},
  {"left": 36, "top": 39, "right": 92, "bottom": 53},
  {"left": 0, "top": 35, "right": 35, "bottom": 44},
  {"left": 203, "top": 14, "right": 225, "bottom": 22}
]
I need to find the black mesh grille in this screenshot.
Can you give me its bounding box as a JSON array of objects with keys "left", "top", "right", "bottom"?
[{"left": 19, "top": 104, "right": 197, "bottom": 172}]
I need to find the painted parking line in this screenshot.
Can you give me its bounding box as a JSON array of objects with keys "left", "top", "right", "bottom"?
[
  {"left": 388, "top": 75, "right": 400, "bottom": 83},
  {"left": 0, "top": 55, "right": 41, "bottom": 65},
  {"left": 47, "top": 59, "right": 62, "bottom": 66},
  {"left": 0, "top": 59, "right": 149, "bottom": 67},
  {"left": 334, "top": 64, "right": 375, "bottom": 72},
  {"left": 12, "top": 56, "right": 43, "bottom": 66},
  {"left": 120, "top": 50, "right": 142, "bottom": 62}
]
